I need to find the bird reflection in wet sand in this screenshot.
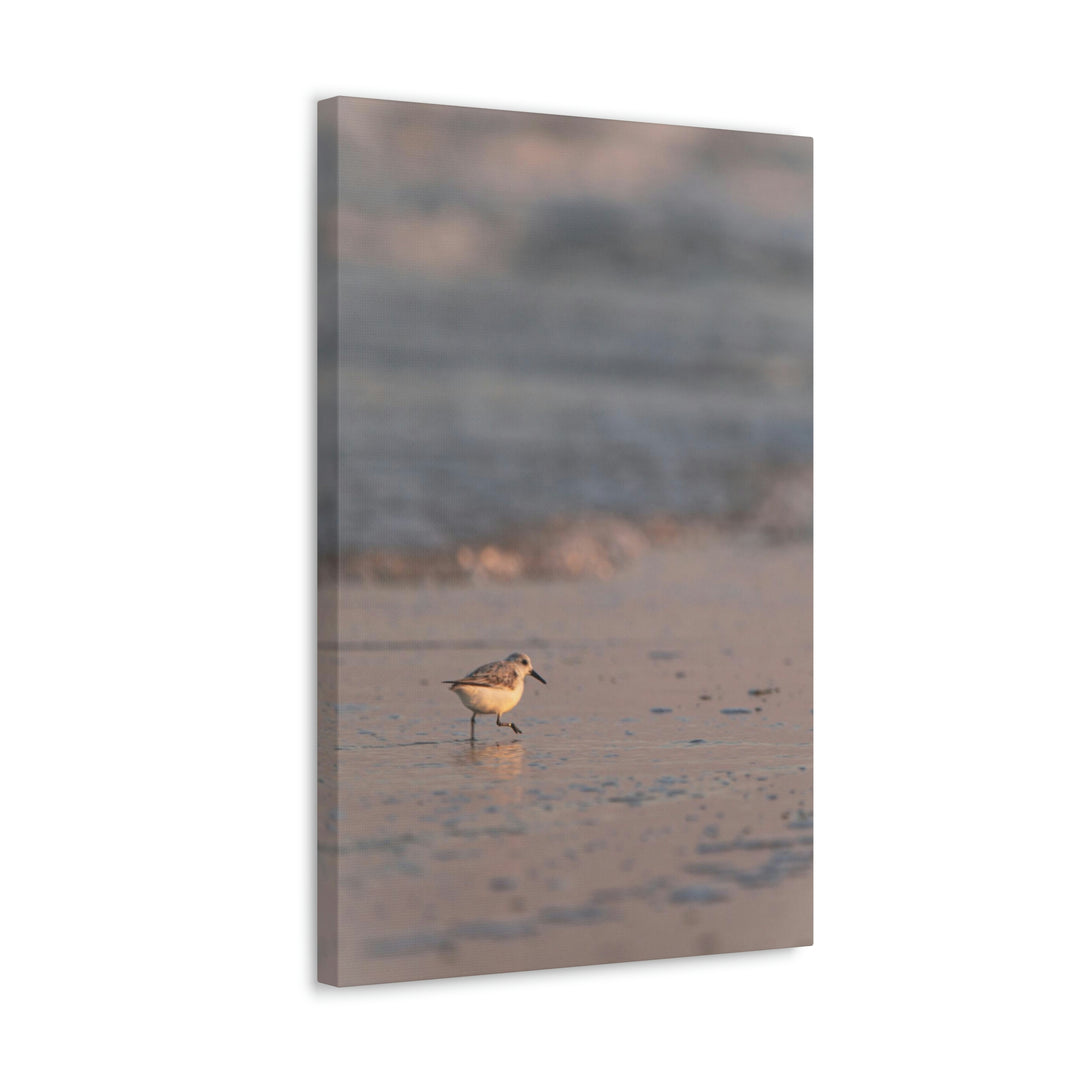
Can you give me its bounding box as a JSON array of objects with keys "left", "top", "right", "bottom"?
[
  {"left": 460, "top": 741, "right": 525, "bottom": 777},
  {"left": 444, "top": 652, "right": 546, "bottom": 739},
  {"left": 458, "top": 741, "right": 526, "bottom": 808}
]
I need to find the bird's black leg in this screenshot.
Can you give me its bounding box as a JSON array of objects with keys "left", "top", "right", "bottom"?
[
  {"left": 470, "top": 712, "right": 476, "bottom": 740},
  {"left": 510, "top": 722, "right": 522, "bottom": 735}
]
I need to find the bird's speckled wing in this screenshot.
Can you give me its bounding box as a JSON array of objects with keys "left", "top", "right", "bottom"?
[{"left": 446, "top": 660, "right": 517, "bottom": 689}]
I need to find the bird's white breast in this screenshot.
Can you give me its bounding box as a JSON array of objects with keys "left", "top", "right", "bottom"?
[{"left": 451, "top": 680, "right": 524, "bottom": 716}]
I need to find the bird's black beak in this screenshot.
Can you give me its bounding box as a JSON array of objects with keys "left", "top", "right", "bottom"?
[{"left": 529, "top": 670, "right": 546, "bottom": 684}]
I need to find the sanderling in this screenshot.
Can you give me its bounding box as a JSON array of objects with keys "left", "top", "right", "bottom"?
[{"left": 444, "top": 651, "right": 546, "bottom": 739}]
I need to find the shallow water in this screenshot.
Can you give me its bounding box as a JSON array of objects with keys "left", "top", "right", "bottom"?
[
  {"left": 323, "top": 269, "right": 811, "bottom": 556},
  {"left": 320, "top": 101, "right": 812, "bottom": 559}
]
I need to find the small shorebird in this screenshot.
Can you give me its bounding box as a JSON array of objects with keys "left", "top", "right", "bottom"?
[{"left": 444, "top": 652, "right": 546, "bottom": 739}]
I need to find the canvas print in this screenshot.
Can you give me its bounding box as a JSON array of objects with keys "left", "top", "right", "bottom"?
[{"left": 318, "top": 96, "right": 812, "bottom": 986}]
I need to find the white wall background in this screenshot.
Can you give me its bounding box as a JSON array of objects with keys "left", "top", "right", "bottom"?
[{"left": 3, "top": 3, "right": 1076, "bottom": 1077}]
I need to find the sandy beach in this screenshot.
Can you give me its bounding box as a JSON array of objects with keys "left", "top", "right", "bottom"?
[{"left": 318, "top": 537, "right": 812, "bottom": 986}]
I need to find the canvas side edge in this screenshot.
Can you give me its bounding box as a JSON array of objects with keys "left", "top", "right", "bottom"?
[{"left": 316, "top": 95, "right": 343, "bottom": 987}]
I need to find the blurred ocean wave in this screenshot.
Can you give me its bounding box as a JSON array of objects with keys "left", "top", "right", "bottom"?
[{"left": 319, "top": 99, "right": 812, "bottom": 570}]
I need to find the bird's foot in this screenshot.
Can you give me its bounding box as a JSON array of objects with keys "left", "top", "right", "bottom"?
[{"left": 510, "top": 723, "right": 522, "bottom": 735}]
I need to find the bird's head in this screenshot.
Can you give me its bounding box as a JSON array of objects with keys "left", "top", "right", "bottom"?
[{"left": 506, "top": 651, "right": 546, "bottom": 684}]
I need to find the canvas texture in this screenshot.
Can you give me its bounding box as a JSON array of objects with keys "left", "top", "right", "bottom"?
[{"left": 318, "top": 97, "right": 812, "bottom": 986}]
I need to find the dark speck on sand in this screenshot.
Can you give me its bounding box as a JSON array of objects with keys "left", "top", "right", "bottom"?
[{"left": 670, "top": 886, "right": 729, "bottom": 904}]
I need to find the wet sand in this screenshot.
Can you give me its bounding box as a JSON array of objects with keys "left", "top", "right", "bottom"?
[{"left": 318, "top": 539, "right": 812, "bottom": 986}]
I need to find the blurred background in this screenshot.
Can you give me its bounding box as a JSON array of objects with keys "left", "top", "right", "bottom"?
[{"left": 318, "top": 98, "right": 811, "bottom": 582}]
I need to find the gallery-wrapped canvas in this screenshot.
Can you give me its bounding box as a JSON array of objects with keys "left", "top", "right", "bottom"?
[{"left": 318, "top": 96, "right": 812, "bottom": 986}]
